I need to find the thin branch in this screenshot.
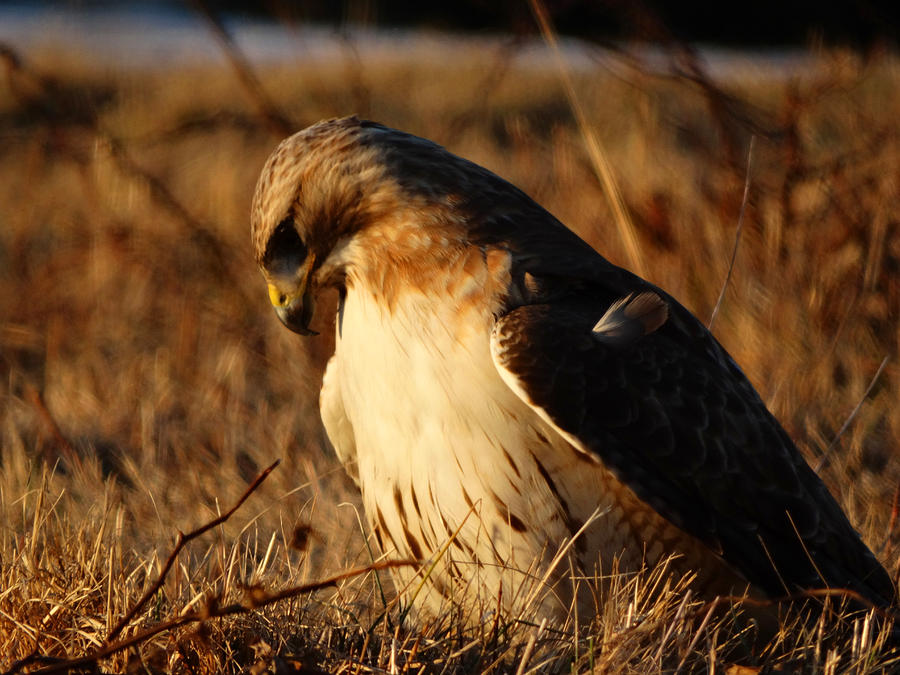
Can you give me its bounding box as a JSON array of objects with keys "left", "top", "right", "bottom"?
[
  {"left": 104, "top": 459, "right": 280, "bottom": 643},
  {"left": 709, "top": 135, "right": 755, "bottom": 331},
  {"left": 814, "top": 355, "right": 890, "bottom": 473},
  {"left": 18, "top": 560, "right": 419, "bottom": 675},
  {"left": 98, "top": 132, "right": 238, "bottom": 280},
  {"left": 528, "top": 0, "right": 645, "bottom": 277},
  {"left": 1, "top": 42, "right": 248, "bottom": 304},
  {"left": 191, "top": 0, "right": 294, "bottom": 137},
  {"left": 0, "top": 452, "right": 420, "bottom": 675},
  {"left": 0, "top": 648, "right": 46, "bottom": 675},
  {"left": 24, "top": 383, "right": 83, "bottom": 473}
]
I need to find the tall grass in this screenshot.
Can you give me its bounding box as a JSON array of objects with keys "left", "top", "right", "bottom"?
[{"left": 0, "top": 36, "right": 898, "bottom": 672}]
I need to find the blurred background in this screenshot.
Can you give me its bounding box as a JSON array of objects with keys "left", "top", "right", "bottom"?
[
  {"left": 0, "top": 1, "right": 898, "bottom": 670},
  {"left": 2, "top": 0, "right": 899, "bottom": 49}
]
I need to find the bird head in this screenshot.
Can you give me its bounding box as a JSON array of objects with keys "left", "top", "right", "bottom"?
[
  {"left": 250, "top": 116, "right": 395, "bottom": 335},
  {"left": 251, "top": 116, "right": 582, "bottom": 335}
]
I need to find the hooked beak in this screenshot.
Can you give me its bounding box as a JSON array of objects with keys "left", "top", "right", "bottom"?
[{"left": 266, "top": 254, "right": 318, "bottom": 336}]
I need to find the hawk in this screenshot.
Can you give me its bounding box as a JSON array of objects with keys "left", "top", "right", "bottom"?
[{"left": 251, "top": 116, "right": 894, "bottom": 623}]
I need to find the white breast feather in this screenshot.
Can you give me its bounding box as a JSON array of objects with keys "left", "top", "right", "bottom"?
[{"left": 319, "top": 269, "right": 634, "bottom": 620}]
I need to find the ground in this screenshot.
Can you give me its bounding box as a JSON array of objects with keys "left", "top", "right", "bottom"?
[{"left": 0, "top": 35, "right": 898, "bottom": 673}]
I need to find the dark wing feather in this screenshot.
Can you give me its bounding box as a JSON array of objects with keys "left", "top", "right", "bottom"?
[
  {"left": 361, "top": 121, "right": 893, "bottom": 604},
  {"left": 491, "top": 290, "right": 895, "bottom": 607}
]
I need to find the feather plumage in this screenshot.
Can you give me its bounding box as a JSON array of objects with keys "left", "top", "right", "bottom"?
[{"left": 251, "top": 117, "right": 895, "bottom": 623}]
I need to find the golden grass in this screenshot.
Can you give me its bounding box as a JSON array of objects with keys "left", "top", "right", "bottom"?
[{"left": 1, "top": 36, "right": 899, "bottom": 672}]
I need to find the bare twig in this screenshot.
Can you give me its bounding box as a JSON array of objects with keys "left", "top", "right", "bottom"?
[
  {"left": 0, "top": 648, "right": 46, "bottom": 675},
  {"left": 8, "top": 45, "right": 226, "bottom": 245},
  {"left": 528, "top": 0, "right": 645, "bottom": 277},
  {"left": 24, "top": 383, "right": 83, "bottom": 473},
  {"left": 0, "top": 455, "right": 421, "bottom": 675},
  {"left": 0, "top": 42, "right": 248, "bottom": 303},
  {"left": 97, "top": 132, "right": 242, "bottom": 281},
  {"left": 191, "top": 0, "right": 294, "bottom": 137},
  {"left": 17, "top": 559, "right": 419, "bottom": 675},
  {"left": 709, "top": 135, "right": 755, "bottom": 331},
  {"left": 814, "top": 355, "right": 890, "bottom": 473},
  {"left": 104, "top": 459, "right": 280, "bottom": 643}
]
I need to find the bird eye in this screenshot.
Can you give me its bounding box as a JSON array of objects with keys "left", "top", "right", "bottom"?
[{"left": 263, "top": 218, "right": 308, "bottom": 275}]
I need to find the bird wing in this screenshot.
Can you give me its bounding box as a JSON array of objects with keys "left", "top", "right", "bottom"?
[{"left": 489, "top": 285, "right": 895, "bottom": 606}]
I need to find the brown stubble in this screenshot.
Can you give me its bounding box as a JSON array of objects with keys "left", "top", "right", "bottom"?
[{"left": 0, "top": 41, "right": 898, "bottom": 672}]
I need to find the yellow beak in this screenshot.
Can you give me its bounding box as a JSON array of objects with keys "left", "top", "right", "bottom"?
[
  {"left": 267, "top": 282, "right": 296, "bottom": 309},
  {"left": 265, "top": 254, "right": 317, "bottom": 335}
]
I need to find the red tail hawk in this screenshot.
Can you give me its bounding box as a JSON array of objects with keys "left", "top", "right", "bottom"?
[{"left": 251, "top": 116, "right": 894, "bottom": 622}]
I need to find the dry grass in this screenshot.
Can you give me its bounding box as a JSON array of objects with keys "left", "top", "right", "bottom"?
[{"left": 0, "top": 32, "right": 899, "bottom": 673}]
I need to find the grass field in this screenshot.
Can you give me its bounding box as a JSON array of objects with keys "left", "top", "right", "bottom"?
[{"left": 1, "top": 32, "right": 899, "bottom": 673}]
